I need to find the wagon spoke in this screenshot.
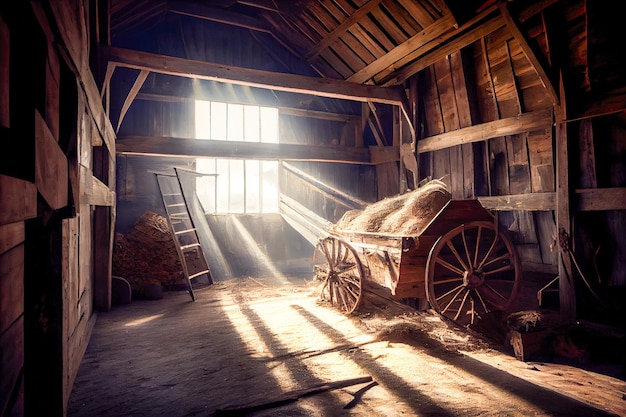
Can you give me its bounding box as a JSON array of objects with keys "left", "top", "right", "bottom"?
[
  {"left": 476, "top": 232, "right": 500, "bottom": 271},
  {"left": 453, "top": 290, "right": 471, "bottom": 321},
  {"left": 435, "top": 257, "right": 465, "bottom": 276},
  {"left": 482, "top": 281, "right": 511, "bottom": 302},
  {"left": 446, "top": 239, "right": 469, "bottom": 271},
  {"left": 474, "top": 288, "right": 491, "bottom": 313},
  {"left": 483, "top": 263, "right": 514, "bottom": 276},
  {"left": 440, "top": 285, "right": 466, "bottom": 314},
  {"left": 482, "top": 253, "right": 512, "bottom": 270},
  {"left": 473, "top": 225, "right": 483, "bottom": 268},
  {"left": 338, "top": 286, "right": 350, "bottom": 312},
  {"left": 314, "top": 237, "right": 363, "bottom": 314},
  {"left": 461, "top": 229, "right": 473, "bottom": 270},
  {"left": 432, "top": 276, "right": 464, "bottom": 286}
]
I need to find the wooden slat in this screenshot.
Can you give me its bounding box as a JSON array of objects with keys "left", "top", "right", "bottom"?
[
  {"left": 45, "top": 38, "right": 61, "bottom": 141},
  {"left": 0, "top": 222, "right": 25, "bottom": 256},
  {"left": 381, "top": 14, "right": 505, "bottom": 86},
  {"left": 369, "top": 6, "right": 409, "bottom": 44},
  {"left": 116, "top": 136, "right": 372, "bottom": 164},
  {"left": 86, "top": 176, "right": 115, "bottom": 207},
  {"left": 38, "top": 2, "right": 116, "bottom": 155},
  {"left": 348, "top": 13, "right": 456, "bottom": 84},
  {"left": 576, "top": 188, "right": 626, "bottom": 211},
  {"left": 169, "top": 2, "right": 272, "bottom": 33},
  {"left": 0, "top": 175, "right": 37, "bottom": 226},
  {"left": 418, "top": 110, "right": 552, "bottom": 153},
  {"left": 0, "top": 245, "right": 24, "bottom": 333},
  {"left": 103, "top": 46, "right": 404, "bottom": 105},
  {"left": 499, "top": 2, "right": 559, "bottom": 109},
  {"left": 93, "top": 206, "right": 113, "bottom": 311},
  {"left": 304, "top": 0, "right": 384, "bottom": 60},
  {"left": 527, "top": 128, "right": 553, "bottom": 192},
  {"left": 35, "top": 111, "right": 68, "bottom": 210},
  {"left": 478, "top": 192, "right": 555, "bottom": 211}
]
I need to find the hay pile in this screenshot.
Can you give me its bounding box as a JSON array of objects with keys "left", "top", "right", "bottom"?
[{"left": 334, "top": 179, "right": 451, "bottom": 236}]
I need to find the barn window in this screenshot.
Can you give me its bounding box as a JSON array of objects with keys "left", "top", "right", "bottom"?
[{"left": 194, "top": 100, "right": 279, "bottom": 214}]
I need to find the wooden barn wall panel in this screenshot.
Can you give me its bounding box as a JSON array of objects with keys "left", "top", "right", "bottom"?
[
  {"left": 575, "top": 115, "right": 626, "bottom": 287},
  {"left": 115, "top": 154, "right": 195, "bottom": 233},
  {"left": 413, "top": 17, "right": 558, "bottom": 271}
]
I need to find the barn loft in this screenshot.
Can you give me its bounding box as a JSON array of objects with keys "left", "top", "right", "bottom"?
[{"left": 1, "top": 0, "right": 626, "bottom": 416}]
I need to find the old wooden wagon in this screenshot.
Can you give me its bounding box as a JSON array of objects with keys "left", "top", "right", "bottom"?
[{"left": 313, "top": 181, "right": 521, "bottom": 327}]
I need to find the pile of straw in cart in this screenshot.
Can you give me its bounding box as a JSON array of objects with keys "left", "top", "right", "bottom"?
[{"left": 334, "top": 179, "right": 451, "bottom": 236}]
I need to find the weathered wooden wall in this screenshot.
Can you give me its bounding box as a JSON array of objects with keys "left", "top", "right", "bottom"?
[
  {"left": 410, "top": 0, "right": 626, "bottom": 322},
  {"left": 413, "top": 38, "right": 558, "bottom": 275},
  {"left": 0, "top": 1, "right": 116, "bottom": 415}
]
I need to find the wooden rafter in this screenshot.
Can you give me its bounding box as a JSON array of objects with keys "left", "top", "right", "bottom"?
[
  {"left": 102, "top": 46, "right": 404, "bottom": 105},
  {"left": 381, "top": 12, "right": 504, "bottom": 86},
  {"left": 347, "top": 13, "right": 458, "bottom": 84},
  {"left": 304, "top": 0, "right": 384, "bottom": 61},
  {"left": 499, "top": 1, "right": 559, "bottom": 109},
  {"left": 168, "top": 1, "right": 272, "bottom": 33}
]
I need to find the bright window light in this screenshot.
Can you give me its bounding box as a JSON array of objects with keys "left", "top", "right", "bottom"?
[{"left": 194, "top": 100, "right": 279, "bottom": 214}]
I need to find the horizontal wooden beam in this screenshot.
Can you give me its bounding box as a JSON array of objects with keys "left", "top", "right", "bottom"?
[
  {"left": 478, "top": 192, "right": 555, "bottom": 211},
  {"left": 135, "top": 93, "right": 360, "bottom": 122},
  {"left": 102, "top": 46, "right": 404, "bottom": 105},
  {"left": 0, "top": 175, "right": 38, "bottom": 225},
  {"left": 116, "top": 136, "right": 371, "bottom": 164},
  {"left": 575, "top": 187, "right": 626, "bottom": 211},
  {"left": 475, "top": 187, "right": 626, "bottom": 212},
  {"left": 418, "top": 110, "right": 553, "bottom": 153},
  {"left": 169, "top": 1, "right": 272, "bottom": 33}
]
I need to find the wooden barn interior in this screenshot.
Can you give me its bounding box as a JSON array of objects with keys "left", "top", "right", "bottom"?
[{"left": 1, "top": 0, "right": 626, "bottom": 416}]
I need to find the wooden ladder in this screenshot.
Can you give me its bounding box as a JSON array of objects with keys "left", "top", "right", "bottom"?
[{"left": 155, "top": 171, "right": 212, "bottom": 301}]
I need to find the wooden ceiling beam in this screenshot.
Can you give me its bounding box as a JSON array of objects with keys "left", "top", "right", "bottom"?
[
  {"left": 168, "top": 1, "right": 272, "bottom": 33},
  {"left": 380, "top": 7, "right": 503, "bottom": 86},
  {"left": 499, "top": 2, "right": 559, "bottom": 109},
  {"left": 135, "top": 92, "right": 360, "bottom": 122},
  {"left": 102, "top": 46, "right": 404, "bottom": 105},
  {"left": 347, "top": 13, "right": 457, "bottom": 84},
  {"left": 304, "top": 0, "right": 384, "bottom": 61},
  {"left": 116, "top": 136, "right": 372, "bottom": 164}
]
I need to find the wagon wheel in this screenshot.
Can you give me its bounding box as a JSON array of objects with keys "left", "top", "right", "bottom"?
[
  {"left": 313, "top": 236, "right": 364, "bottom": 314},
  {"left": 426, "top": 221, "right": 521, "bottom": 327}
]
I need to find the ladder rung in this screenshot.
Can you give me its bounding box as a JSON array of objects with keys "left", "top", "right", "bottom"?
[
  {"left": 167, "top": 203, "right": 186, "bottom": 207},
  {"left": 180, "top": 243, "right": 200, "bottom": 250},
  {"left": 163, "top": 193, "right": 182, "bottom": 197},
  {"left": 175, "top": 228, "right": 196, "bottom": 235},
  {"left": 170, "top": 213, "right": 189, "bottom": 218},
  {"left": 189, "top": 270, "right": 210, "bottom": 280}
]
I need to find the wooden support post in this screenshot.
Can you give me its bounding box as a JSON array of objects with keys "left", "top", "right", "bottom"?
[
  {"left": 93, "top": 206, "right": 113, "bottom": 311},
  {"left": 555, "top": 73, "right": 576, "bottom": 319}
]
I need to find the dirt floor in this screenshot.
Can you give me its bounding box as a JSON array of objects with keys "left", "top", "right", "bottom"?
[{"left": 67, "top": 277, "right": 626, "bottom": 417}]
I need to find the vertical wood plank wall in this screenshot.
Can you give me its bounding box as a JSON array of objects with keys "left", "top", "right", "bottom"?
[{"left": 0, "top": 1, "right": 116, "bottom": 415}]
